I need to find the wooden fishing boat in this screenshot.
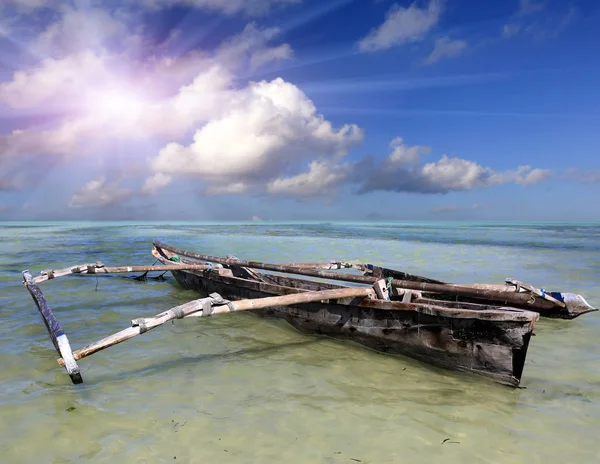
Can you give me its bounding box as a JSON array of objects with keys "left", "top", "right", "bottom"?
[{"left": 152, "top": 241, "right": 540, "bottom": 387}]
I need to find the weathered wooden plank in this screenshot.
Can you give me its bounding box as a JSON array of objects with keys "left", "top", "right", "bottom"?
[
  {"left": 153, "top": 241, "right": 560, "bottom": 311},
  {"left": 157, "top": 249, "right": 539, "bottom": 322},
  {"left": 22, "top": 271, "right": 82, "bottom": 384},
  {"left": 86, "top": 264, "right": 212, "bottom": 274},
  {"left": 34, "top": 263, "right": 101, "bottom": 283},
  {"left": 33, "top": 263, "right": 213, "bottom": 283},
  {"left": 57, "top": 286, "right": 377, "bottom": 368}
]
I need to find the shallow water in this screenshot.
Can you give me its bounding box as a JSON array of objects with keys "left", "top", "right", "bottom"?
[{"left": 1, "top": 222, "right": 599, "bottom": 463}]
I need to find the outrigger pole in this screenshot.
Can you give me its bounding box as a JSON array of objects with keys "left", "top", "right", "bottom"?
[
  {"left": 22, "top": 271, "right": 83, "bottom": 384},
  {"left": 22, "top": 268, "right": 377, "bottom": 384}
]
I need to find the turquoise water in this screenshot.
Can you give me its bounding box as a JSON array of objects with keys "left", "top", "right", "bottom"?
[{"left": 1, "top": 222, "right": 599, "bottom": 463}]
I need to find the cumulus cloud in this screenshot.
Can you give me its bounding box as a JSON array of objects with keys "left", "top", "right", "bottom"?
[
  {"left": 141, "top": 173, "right": 172, "bottom": 194},
  {"left": 424, "top": 37, "right": 467, "bottom": 64},
  {"left": 267, "top": 161, "right": 352, "bottom": 197},
  {"left": 0, "top": 51, "right": 111, "bottom": 108},
  {"left": 388, "top": 136, "right": 431, "bottom": 165},
  {"left": 358, "top": 0, "right": 442, "bottom": 52},
  {"left": 355, "top": 138, "right": 550, "bottom": 194},
  {"left": 0, "top": 18, "right": 298, "bottom": 181},
  {"left": 514, "top": 166, "right": 551, "bottom": 185},
  {"left": 148, "top": 76, "right": 363, "bottom": 193},
  {"left": 69, "top": 177, "right": 131, "bottom": 209}
]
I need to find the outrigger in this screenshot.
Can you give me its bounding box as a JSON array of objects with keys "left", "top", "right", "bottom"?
[{"left": 20, "top": 240, "right": 597, "bottom": 387}]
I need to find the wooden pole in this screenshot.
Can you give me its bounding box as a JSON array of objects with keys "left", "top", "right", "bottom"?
[
  {"left": 85, "top": 264, "right": 213, "bottom": 274},
  {"left": 33, "top": 263, "right": 214, "bottom": 284},
  {"left": 153, "top": 240, "right": 562, "bottom": 310},
  {"left": 273, "top": 261, "right": 355, "bottom": 270},
  {"left": 34, "top": 263, "right": 102, "bottom": 283},
  {"left": 57, "top": 286, "right": 376, "bottom": 368},
  {"left": 23, "top": 271, "right": 83, "bottom": 384}
]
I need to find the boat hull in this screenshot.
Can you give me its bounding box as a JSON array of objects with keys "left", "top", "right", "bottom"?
[{"left": 164, "top": 263, "right": 535, "bottom": 388}]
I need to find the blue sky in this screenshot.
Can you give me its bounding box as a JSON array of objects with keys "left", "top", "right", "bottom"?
[{"left": 0, "top": 0, "right": 599, "bottom": 221}]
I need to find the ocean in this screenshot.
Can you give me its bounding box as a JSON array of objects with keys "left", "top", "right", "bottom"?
[{"left": 1, "top": 222, "right": 599, "bottom": 463}]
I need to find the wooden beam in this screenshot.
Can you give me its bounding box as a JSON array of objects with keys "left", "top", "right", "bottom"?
[
  {"left": 33, "top": 263, "right": 214, "bottom": 283},
  {"left": 34, "top": 263, "right": 101, "bottom": 283},
  {"left": 57, "top": 286, "right": 376, "bottom": 369},
  {"left": 22, "top": 271, "right": 83, "bottom": 384},
  {"left": 152, "top": 240, "right": 562, "bottom": 310}
]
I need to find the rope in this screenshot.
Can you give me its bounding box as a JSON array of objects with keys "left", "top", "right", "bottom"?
[
  {"left": 133, "top": 318, "right": 148, "bottom": 334},
  {"left": 171, "top": 307, "right": 185, "bottom": 319},
  {"left": 201, "top": 298, "right": 214, "bottom": 316},
  {"left": 133, "top": 259, "right": 159, "bottom": 281}
]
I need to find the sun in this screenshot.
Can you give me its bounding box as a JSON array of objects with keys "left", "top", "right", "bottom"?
[{"left": 85, "top": 85, "right": 146, "bottom": 123}]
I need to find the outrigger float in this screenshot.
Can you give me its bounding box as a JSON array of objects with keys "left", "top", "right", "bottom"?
[{"left": 22, "top": 240, "right": 597, "bottom": 388}]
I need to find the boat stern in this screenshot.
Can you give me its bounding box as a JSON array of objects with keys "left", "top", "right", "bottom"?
[{"left": 558, "top": 293, "right": 599, "bottom": 319}]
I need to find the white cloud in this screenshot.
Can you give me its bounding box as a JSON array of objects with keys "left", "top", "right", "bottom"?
[
  {"left": 0, "top": 21, "right": 299, "bottom": 176},
  {"left": 388, "top": 136, "right": 431, "bottom": 164},
  {"left": 420, "top": 158, "right": 550, "bottom": 190},
  {"left": 250, "top": 43, "right": 293, "bottom": 70},
  {"left": 137, "top": 0, "right": 300, "bottom": 16},
  {"left": 141, "top": 173, "right": 172, "bottom": 194},
  {"left": 356, "top": 138, "right": 550, "bottom": 194},
  {"left": 502, "top": 0, "right": 575, "bottom": 40},
  {"left": 0, "top": 51, "right": 111, "bottom": 108},
  {"left": 142, "top": 23, "right": 292, "bottom": 91},
  {"left": 515, "top": 166, "right": 551, "bottom": 185},
  {"left": 267, "top": 161, "right": 351, "bottom": 197},
  {"left": 69, "top": 177, "right": 131, "bottom": 209},
  {"left": 424, "top": 37, "right": 467, "bottom": 64},
  {"left": 419, "top": 155, "right": 495, "bottom": 191},
  {"left": 149, "top": 76, "right": 363, "bottom": 192},
  {"left": 33, "top": 7, "right": 135, "bottom": 58},
  {"left": 358, "top": 0, "right": 442, "bottom": 52}
]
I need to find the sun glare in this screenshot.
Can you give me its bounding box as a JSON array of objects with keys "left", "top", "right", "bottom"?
[{"left": 86, "top": 86, "right": 146, "bottom": 122}]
